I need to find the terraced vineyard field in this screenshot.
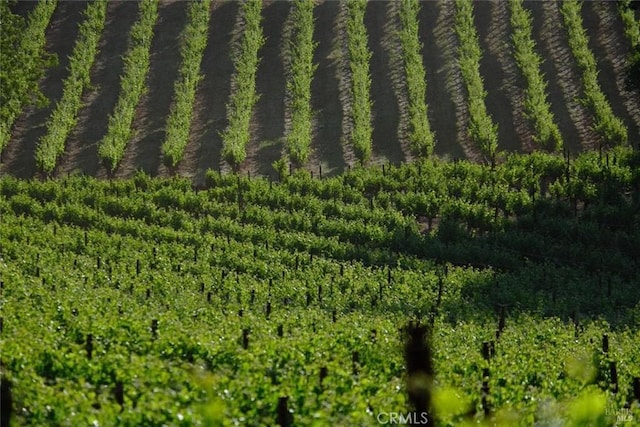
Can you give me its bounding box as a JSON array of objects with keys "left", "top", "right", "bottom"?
[
  {"left": 1, "top": 0, "right": 638, "bottom": 181},
  {"left": 1, "top": 1, "right": 640, "bottom": 425}
]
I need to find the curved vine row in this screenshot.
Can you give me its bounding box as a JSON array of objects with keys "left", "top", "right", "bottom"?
[
  {"left": 399, "top": 0, "right": 435, "bottom": 158},
  {"left": 283, "top": 0, "right": 317, "bottom": 166},
  {"left": 98, "top": 0, "right": 159, "bottom": 172},
  {"left": 35, "top": 0, "right": 108, "bottom": 174},
  {"left": 509, "top": 0, "right": 563, "bottom": 152},
  {"left": 454, "top": 0, "right": 499, "bottom": 162},
  {"left": 346, "top": 0, "right": 373, "bottom": 164},
  {"left": 220, "top": 0, "right": 264, "bottom": 169},
  {"left": 561, "top": 0, "right": 628, "bottom": 147},
  {"left": 0, "top": 0, "right": 58, "bottom": 155},
  {"left": 162, "top": 0, "right": 212, "bottom": 168}
]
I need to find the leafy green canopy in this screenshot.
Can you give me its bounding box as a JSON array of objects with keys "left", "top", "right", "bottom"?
[
  {"left": 1, "top": 148, "right": 639, "bottom": 425},
  {"left": 0, "top": 0, "right": 58, "bottom": 153}
]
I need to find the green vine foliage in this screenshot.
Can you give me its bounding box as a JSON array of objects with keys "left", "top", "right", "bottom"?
[
  {"left": 1, "top": 148, "right": 639, "bottom": 425},
  {"left": 561, "top": 0, "right": 628, "bottom": 147},
  {"left": 455, "top": 0, "right": 499, "bottom": 162},
  {"left": 0, "top": 0, "right": 58, "bottom": 154},
  {"left": 509, "top": 0, "right": 563, "bottom": 152},
  {"left": 347, "top": 0, "right": 373, "bottom": 163},
  {"left": 36, "top": 1, "right": 108, "bottom": 174},
  {"left": 98, "top": 0, "right": 158, "bottom": 172},
  {"left": 221, "top": 0, "right": 265, "bottom": 168},
  {"left": 285, "top": 0, "right": 317, "bottom": 165},
  {"left": 162, "top": 0, "right": 212, "bottom": 168},
  {"left": 399, "top": 0, "right": 435, "bottom": 158}
]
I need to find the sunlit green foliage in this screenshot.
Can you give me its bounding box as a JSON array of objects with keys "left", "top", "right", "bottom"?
[
  {"left": 36, "top": 1, "right": 108, "bottom": 174},
  {"left": 455, "top": 0, "right": 499, "bottom": 162},
  {"left": 98, "top": 0, "right": 159, "bottom": 172},
  {"left": 509, "top": 0, "right": 563, "bottom": 152},
  {"left": 561, "top": 0, "right": 628, "bottom": 147},
  {"left": 284, "top": 0, "right": 316, "bottom": 165},
  {"left": 399, "top": 0, "right": 435, "bottom": 157},
  {"left": 618, "top": 0, "right": 640, "bottom": 88},
  {"left": 1, "top": 148, "right": 639, "bottom": 425},
  {"left": 162, "top": 0, "right": 212, "bottom": 168},
  {"left": 0, "top": 0, "right": 58, "bottom": 154},
  {"left": 221, "top": 0, "right": 264, "bottom": 168},
  {"left": 346, "top": 0, "right": 373, "bottom": 163}
]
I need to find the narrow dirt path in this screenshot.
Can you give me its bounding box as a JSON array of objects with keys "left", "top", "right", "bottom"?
[
  {"left": 1, "top": 1, "right": 85, "bottom": 178},
  {"left": 57, "top": 1, "right": 139, "bottom": 178},
  {"left": 176, "top": 0, "right": 237, "bottom": 185},
  {"left": 431, "top": 1, "right": 481, "bottom": 162},
  {"left": 308, "top": 0, "right": 346, "bottom": 178},
  {"left": 243, "top": 0, "right": 289, "bottom": 179},
  {"left": 585, "top": 1, "right": 640, "bottom": 144},
  {"left": 418, "top": 1, "right": 464, "bottom": 161},
  {"left": 533, "top": 1, "right": 599, "bottom": 152},
  {"left": 474, "top": 1, "right": 521, "bottom": 154},
  {"left": 115, "top": 0, "right": 188, "bottom": 179},
  {"left": 365, "top": 0, "right": 405, "bottom": 167}
]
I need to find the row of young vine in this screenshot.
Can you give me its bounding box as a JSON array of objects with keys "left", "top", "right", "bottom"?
[
  {"left": 618, "top": 0, "right": 640, "bottom": 53},
  {"left": 618, "top": 0, "right": 640, "bottom": 86},
  {"left": 398, "top": 0, "right": 434, "bottom": 158},
  {"left": 508, "top": 0, "right": 563, "bottom": 152},
  {"left": 221, "top": 0, "right": 264, "bottom": 169},
  {"left": 0, "top": 0, "right": 58, "bottom": 155},
  {"left": 97, "top": 0, "right": 159, "bottom": 172},
  {"left": 454, "top": 0, "right": 499, "bottom": 162},
  {"left": 283, "top": 0, "right": 316, "bottom": 166},
  {"left": 346, "top": 0, "right": 373, "bottom": 164},
  {"left": 161, "top": 0, "right": 212, "bottom": 168},
  {"left": 2, "top": 147, "right": 637, "bottom": 277},
  {"left": 4, "top": 149, "right": 636, "bottom": 278},
  {"left": 560, "top": 0, "right": 628, "bottom": 147},
  {"left": 35, "top": 1, "right": 108, "bottom": 174}
]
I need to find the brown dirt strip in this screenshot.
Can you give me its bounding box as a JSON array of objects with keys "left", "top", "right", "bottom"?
[
  {"left": 418, "top": 1, "right": 465, "bottom": 161},
  {"left": 431, "top": 1, "right": 482, "bottom": 162},
  {"left": 0, "top": 1, "right": 86, "bottom": 179},
  {"left": 474, "top": 1, "right": 522, "bottom": 154},
  {"left": 365, "top": 0, "right": 405, "bottom": 167},
  {"left": 9, "top": 1, "right": 37, "bottom": 18},
  {"left": 242, "top": 0, "right": 289, "bottom": 179},
  {"left": 176, "top": 0, "right": 236, "bottom": 185},
  {"left": 308, "top": 0, "right": 347, "bottom": 177},
  {"left": 585, "top": 1, "right": 640, "bottom": 145},
  {"left": 115, "top": 0, "right": 188, "bottom": 179},
  {"left": 56, "top": 1, "right": 139, "bottom": 178},
  {"left": 534, "top": 1, "right": 600, "bottom": 152}
]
